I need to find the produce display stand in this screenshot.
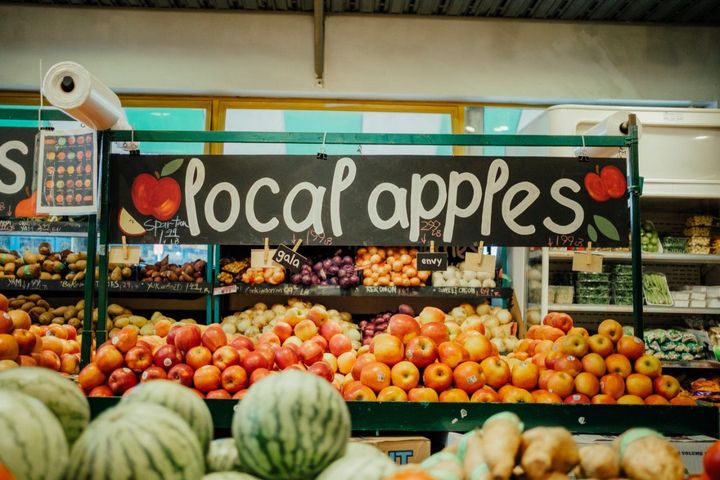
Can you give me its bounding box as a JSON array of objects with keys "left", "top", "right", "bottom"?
[{"left": 3, "top": 110, "right": 718, "bottom": 439}]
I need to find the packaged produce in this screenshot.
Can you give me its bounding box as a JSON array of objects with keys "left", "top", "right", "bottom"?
[
  {"left": 642, "top": 272, "right": 673, "bottom": 306},
  {"left": 644, "top": 328, "right": 706, "bottom": 361},
  {"left": 640, "top": 221, "right": 661, "bottom": 253},
  {"left": 662, "top": 236, "right": 688, "bottom": 253}
]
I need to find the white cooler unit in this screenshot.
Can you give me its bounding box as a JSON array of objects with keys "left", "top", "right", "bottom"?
[{"left": 508, "top": 105, "right": 720, "bottom": 199}]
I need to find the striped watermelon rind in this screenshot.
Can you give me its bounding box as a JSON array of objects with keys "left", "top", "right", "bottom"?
[
  {"left": 345, "top": 442, "right": 390, "bottom": 460},
  {"left": 316, "top": 453, "right": 397, "bottom": 480},
  {"left": 0, "top": 366, "right": 90, "bottom": 445},
  {"left": 66, "top": 403, "right": 205, "bottom": 480},
  {"left": 232, "top": 370, "right": 351, "bottom": 480},
  {"left": 207, "top": 438, "right": 243, "bottom": 473},
  {"left": 0, "top": 391, "right": 69, "bottom": 480},
  {"left": 203, "top": 473, "right": 261, "bottom": 480},
  {"left": 120, "top": 379, "right": 214, "bottom": 453}
]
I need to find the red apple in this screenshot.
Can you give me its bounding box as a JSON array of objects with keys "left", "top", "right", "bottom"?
[
  {"left": 532, "top": 390, "right": 562, "bottom": 404},
  {"left": 407, "top": 387, "right": 439, "bottom": 402},
  {"left": 206, "top": 389, "right": 231, "bottom": 399},
  {"left": 60, "top": 353, "right": 79, "bottom": 375},
  {"left": 78, "top": 363, "right": 106, "bottom": 391},
  {"left": 626, "top": 373, "right": 653, "bottom": 398},
  {"left": 644, "top": 394, "right": 670, "bottom": 405},
  {"left": 592, "top": 394, "right": 617, "bottom": 405},
  {"left": 250, "top": 368, "right": 272, "bottom": 385},
  {"left": 167, "top": 363, "right": 194, "bottom": 387},
  {"left": 616, "top": 336, "right": 645, "bottom": 361},
  {"left": 378, "top": 386, "right": 409, "bottom": 402},
  {"left": 201, "top": 325, "right": 227, "bottom": 352},
  {"left": 704, "top": 441, "right": 720, "bottom": 480},
  {"left": 454, "top": 361, "right": 485, "bottom": 394},
  {"left": 463, "top": 335, "right": 494, "bottom": 363},
  {"left": 212, "top": 345, "right": 240, "bottom": 370},
  {"left": 255, "top": 344, "right": 277, "bottom": 365},
  {"left": 319, "top": 321, "right": 343, "bottom": 342},
  {"left": 582, "top": 352, "right": 607, "bottom": 378},
  {"left": 352, "top": 353, "right": 376, "bottom": 381},
  {"left": 417, "top": 307, "right": 445, "bottom": 325},
  {"left": 511, "top": 360, "right": 538, "bottom": 391},
  {"left": 360, "top": 361, "right": 392, "bottom": 393},
  {"left": 574, "top": 372, "right": 600, "bottom": 397},
  {"left": 600, "top": 373, "right": 626, "bottom": 399},
  {"left": 125, "top": 345, "right": 153, "bottom": 373},
  {"left": 421, "top": 322, "right": 449, "bottom": 345},
  {"left": 438, "top": 341, "right": 470, "bottom": 369},
  {"left": 405, "top": 335, "right": 438, "bottom": 369},
  {"left": 387, "top": 314, "right": 421, "bottom": 344},
  {"left": 471, "top": 386, "right": 500, "bottom": 403},
  {"left": 328, "top": 334, "right": 352, "bottom": 357},
  {"left": 95, "top": 345, "right": 125, "bottom": 374},
  {"left": 193, "top": 364, "right": 222, "bottom": 393},
  {"left": 173, "top": 325, "right": 202, "bottom": 353},
  {"left": 140, "top": 365, "right": 167, "bottom": 382},
  {"left": 242, "top": 351, "right": 272, "bottom": 375},
  {"left": 258, "top": 332, "right": 281, "bottom": 346},
  {"left": 221, "top": 365, "right": 248, "bottom": 393},
  {"left": 108, "top": 367, "right": 137, "bottom": 395},
  {"left": 605, "top": 353, "right": 632, "bottom": 378},
  {"left": 309, "top": 335, "right": 328, "bottom": 351},
  {"left": 186, "top": 345, "right": 213, "bottom": 370},
  {"left": 307, "top": 306, "right": 329, "bottom": 327},
  {"left": 564, "top": 393, "right": 591, "bottom": 404},
  {"left": 309, "top": 361, "right": 334, "bottom": 383},
  {"left": 634, "top": 354, "right": 662, "bottom": 379},
  {"left": 274, "top": 346, "right": 300, "bottom": 370},
  {"left": 542, "top": 312, "right": 573, "bottom": 333},
  {"left": 0, "top": 312, "right": 14, "bottom": 334},
  {"left": 653, "top": 375, "right": 681, "bottom": 400},
  {"left": 230, "top": 335, "right": 254, "bottom": 351},
  {"left": 298, "top": 341, "right": 324, "bottom": 366},
  {"left": 88, "top": 385, "right": 114, "bottom": 397},
  {"left": 273, "top": 322, "right": 294, "bottom": 342},
  {"left": 547, "top": 371, "right": 574, "bottom": 398},
  {"left": 154, "top": 344, "right": 182, "bottom": 371},
  {"left": 371, "top": 333, "right": 404, "bottom": 366},
  {"left": 560, "top": 334, "right": 589, "bottom": 358},
  {"left": 12, "top": 329, "right": 36, "bottom": 355},
  {"left": 555, "top": 355, "right": 583, "bottom": 378},
  {"left": 111, "top": 327, "right": 138, "bottom": 354},
  {"left": 479, "top": 356, "right": 511, "bottom": 390},
  {"left": 598, "top": 319, "right": 623, "bottom": 343}
]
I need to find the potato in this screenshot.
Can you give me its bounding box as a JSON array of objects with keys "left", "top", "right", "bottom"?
[
  {"left": 113, "top": 316, "right": 130, "bottom": 328},
  {"left": 129, "top": 316, "right": 148, "bottom": 328},
  {"left": 107, "top": 304, "right": 125, "bottom": 317},
  {"left": 64, "top": 307, "right": 78, "bottom": 320},
  {"left": 29, "top": 307, "right": 46, "bottom": 321},
  {"left": 9, "top": 299, "right": 25, "bottom": 309},
  {"left": 38, "top": 312, "right": 55, "bottom": 324},
  {"left": 68, "top": 318, "right": 82, "bottom": 329},
  {"left": 139, "top": 323, "right": 155, "bottom": 336},
  {"left": 52, "top": 317, "right": 65, "bottom": 325},
  {"left": 20, "top": 302, "right": 35, "bottom": 312}
]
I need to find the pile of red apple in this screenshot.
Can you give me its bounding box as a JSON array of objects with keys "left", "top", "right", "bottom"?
[
  {"left": 77, "top": 305, "right": 360, "bottom": 398},
  {"left": 0, "top": 294, "right": 81, "bottom": 376},
  {"left": 505, "top": 313, "right": 695, "bottom": 405}
]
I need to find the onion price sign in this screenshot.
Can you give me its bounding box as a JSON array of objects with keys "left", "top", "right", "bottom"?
[{"left": 109, "top": 154, "right": 629, "bottom": 247}]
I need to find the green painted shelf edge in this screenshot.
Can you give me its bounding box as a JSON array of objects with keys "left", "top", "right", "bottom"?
[{"left": 87, "top": 398, "right": 719, "bottom": 436}]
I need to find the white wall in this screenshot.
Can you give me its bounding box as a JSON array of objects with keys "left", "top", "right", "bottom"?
[{"left": 1, "top": 5, "right": 719, "bottom": 102}]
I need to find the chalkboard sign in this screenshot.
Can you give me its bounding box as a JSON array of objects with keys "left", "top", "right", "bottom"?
[
  {"left": 0, "top": 127, "right": 40, "bottom": 218},
  {"left": 109, "top": 154, "right": 630, "bottom": 247},
  {"left": 417, "top": 252, "right": 448, "bottom": 271}
]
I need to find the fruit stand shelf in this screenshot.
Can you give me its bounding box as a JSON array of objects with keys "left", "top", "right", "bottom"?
[
  {"left": 215, "top": 284, "right": 513, "bottom": 300},
  {"left": 86, "top": 398, "right": 719, "bottom": 436},
  {"left": 530, "top": 250, "right": 720, "bottom": 265},
  {"left": 548, "top": 304, "right": 720, "bottom": 315},
  {"left": 662, "top": 360, "right": 720, "bottom": 370},
  {"left": 0, "top": 220, "right": 88, "bottom": 236},
  {"left": 0, "top": 278, "right": 212, "bottom": 295}
]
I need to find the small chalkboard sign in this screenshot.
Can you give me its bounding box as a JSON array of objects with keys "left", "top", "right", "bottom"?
[
  {"left": 416, "top": 252, "right": 448, "bottom": 271},
  {"left": 272, "top": 244, "right": 308, "bottom": 273}
]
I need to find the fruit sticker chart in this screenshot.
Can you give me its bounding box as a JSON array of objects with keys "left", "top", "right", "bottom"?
[{"left": 36, "top": 130, "right": 98, "bottom": 215}]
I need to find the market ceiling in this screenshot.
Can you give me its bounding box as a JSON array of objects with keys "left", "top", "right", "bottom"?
[{"left": 6, "top": 0, "right": 720, "bottom": 23}]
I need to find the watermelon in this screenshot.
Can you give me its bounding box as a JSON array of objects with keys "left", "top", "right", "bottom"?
[
  {"left": 66, "top": 403, "right": 205, "bottom": 480},
  {"left": 207, "top": 438, "right": 243, "bottom": 473},
  {"left": 0, "top": 391, "right": 69, "bottom": 480},
  {"left": 232, "top": 370, "right": 351, "bottom": 480},
  {"left": 345, "top": 442, "right": 389, "bottom": 460},
  {"left": 316, "top": 453, "right": 396, "bottom": 480},
  {"left": 203, "top": 474, "right": 260, "bottom": 480},
  {"left": 120, "top": 379, "right": 214, "bottom": 453},
  {"left": 0, "top": 366, "right": 90, "bottom": 445}
]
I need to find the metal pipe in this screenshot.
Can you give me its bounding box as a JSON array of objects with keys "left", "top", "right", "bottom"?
[
  {"left": 95, "top": 131, "right": 112, "bottom": 345},
  {"left": 626, "top": 114, "right": 644, "bottom": 339},
  {"left": 80, "top": 214, "right": 96, "bottom": 367}
]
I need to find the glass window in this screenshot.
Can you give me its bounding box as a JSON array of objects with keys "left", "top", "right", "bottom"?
[
  {"left": 464, "top": 106, "right": 544, "bottom": 156},
  {"left": 223, "top": 109, "right": 453, "bottom": 155},
  {"left": 119, "top": 107, "right": 207, "bottom": 155}
]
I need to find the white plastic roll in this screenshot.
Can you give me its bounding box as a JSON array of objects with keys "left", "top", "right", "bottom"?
[
  {"left": 43, "top": 61, "right": 128, "bottom": 131},
  {"left": 574, "top": 111, "right": 643, "bottom": 158}
]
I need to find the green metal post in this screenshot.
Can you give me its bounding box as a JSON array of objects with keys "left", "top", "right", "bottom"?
[
  {"left": 205, "top": 244, "right": 213, "bottom": 323},
  {"left": 96, "top": 131, "right": 112, "bottom": 345},
  {"left": 213, "top": 245, "right": 221, "bottom": 323},
  {"left": 626, "top": 115, "right": 644, "bottom": 339},
  {"left": 80, "top": 214, "right": 97, "bottom": 367}
]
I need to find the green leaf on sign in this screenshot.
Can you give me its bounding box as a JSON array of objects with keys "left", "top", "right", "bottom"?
[
  {"left": 161, "top": 158, "right": 184, "bottom": 177},
  {"left": 587, "top": 224, "right": 598, "bottom": 243},
  {"left": 594, "top": 215, "right": 620, "bottom": 241}
]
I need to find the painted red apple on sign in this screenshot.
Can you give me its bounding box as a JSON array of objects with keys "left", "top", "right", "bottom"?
[
  {"left": 130, "top": 158, "right": 183, "bottom": 221},
  {"left": 584, "top": 165, "right": 627, "bottom": 202}
]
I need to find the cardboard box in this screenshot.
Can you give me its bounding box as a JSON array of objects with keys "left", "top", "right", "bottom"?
[
  {"left": 574, "top": 434, "right": 716, "bottom": 475},
  {"left": 351, "top": 436, "right": 431, "bottom": 465}
]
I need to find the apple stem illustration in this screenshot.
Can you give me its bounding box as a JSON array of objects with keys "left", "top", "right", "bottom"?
[
  {"left": 154, "top": 171, "right": 161, "bottom": 180},
  {"left": 595, "top": 165, "right": 600, "bottom": 175},
  {"left": 24, "top": 186, "right": 30, "bottom": 197}
]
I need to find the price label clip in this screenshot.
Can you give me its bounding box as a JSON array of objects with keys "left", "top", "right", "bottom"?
[
  {"left": 250, "top": 238, "right": 278, "bottom": 268},
  {"left": 464, "top": 241, "right": 496, "bottom": 274},
  {"left": 572, "top": 242, "right": 603, "bottom": 273},
  {"left": 108, "top": 236, "right": 141, "bottom": 264},
  {"left": 273, "top": 241, "right": 308, "bottom": 273}
]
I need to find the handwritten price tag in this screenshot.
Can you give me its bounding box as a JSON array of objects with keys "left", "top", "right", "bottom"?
[
  {"left": 250, "top": 248, "right": 278, "bottom": 268},
  {"left": 108, "top": 246, "right": 141, "bottom": 264},
  {"left": 464, "top": 252, "right": 496, "bottom": 275}
]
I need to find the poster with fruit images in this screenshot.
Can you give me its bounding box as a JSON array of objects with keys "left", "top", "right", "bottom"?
[
  {"left": 36, "top": 129, "right": 98, "bottom": 215},
  {"left": 109, "top": 154, "right": 630, "bottom": 248},
  {"left": 0, "top": 127, "right": 43, "bottom": 218}
]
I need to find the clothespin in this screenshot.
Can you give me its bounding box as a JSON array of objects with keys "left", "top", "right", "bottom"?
[
  {"left": 430, "top": 241, "right": 435, "bottom": 253},
  {"left": 585, "top": 242, "right": 593, "bottom": 265},
  {"left": 122, "top": 235, "right": 129, "bottom": 260},
  {"left": 478, "top": 241, "right": 484, "bottom": 261},
  {"left": 292, "top": 239, "right": 302, "bottom": 252},
  {"left": 264, "top": 238, "right": 270, "bottom": 264}
]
